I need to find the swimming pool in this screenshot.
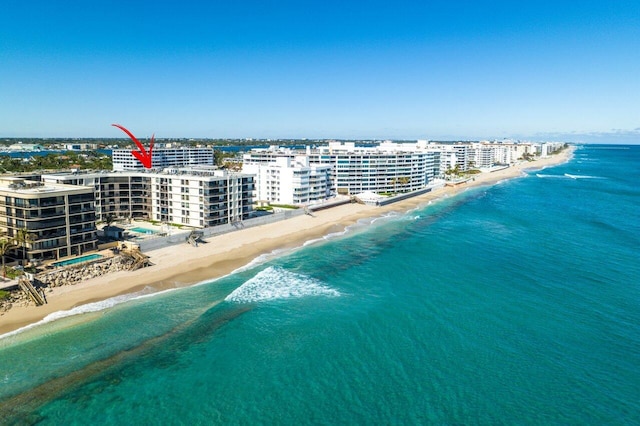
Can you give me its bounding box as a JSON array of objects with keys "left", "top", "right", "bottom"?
[
  {"left": 52, "top": 253, "right": 104, "bottom": 267},
  {"left": 129, "top": 226, "right": 158, "bottom": 235}
]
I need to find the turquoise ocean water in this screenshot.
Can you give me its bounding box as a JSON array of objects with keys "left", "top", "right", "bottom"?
[{"left": 1, "top": 145, "right": 639, "bottom": 424}]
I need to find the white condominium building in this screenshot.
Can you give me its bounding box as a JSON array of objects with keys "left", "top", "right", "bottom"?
[
  {"left": 148, "top": 167, "right": 253, "bottom": 227},
  {"left": 311, "top": 142, "right": 441, "bottom": 195},
  {"left": 469, "top": 143, "right": 496, "bottom": 169},
  {"left": 424, "top": 143, "right": 471, "bottom": 173},
  {"left": 244, "top": 142, "right": 441, "bottom": 196},
  {"left": 427, "top": 140, "right": 564, "bottom": 171},
  {"left": 242, "top": 156, "right": 332, "bottom": 205},
  {"left": 42, "top": 168, "right": 255, "bottom": 228},
  {"left": 112, "top": 146, "right": 214, "bottom": 171}
]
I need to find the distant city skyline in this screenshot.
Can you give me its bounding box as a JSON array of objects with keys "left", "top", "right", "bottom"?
[{"left": 1, "top": 1, "right": 638, "bottom": 143}]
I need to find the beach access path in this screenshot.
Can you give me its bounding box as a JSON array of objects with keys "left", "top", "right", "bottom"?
[{"left": 0, "top": 148, "right": 574, "bottom": 336}]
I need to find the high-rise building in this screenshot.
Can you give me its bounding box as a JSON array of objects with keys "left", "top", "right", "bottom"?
[
  {"left": 242, "top": 156, "right": 332, "bottom": 205},
  {"left": 243, "top": 141, "right": 441, "bottom": 196}
]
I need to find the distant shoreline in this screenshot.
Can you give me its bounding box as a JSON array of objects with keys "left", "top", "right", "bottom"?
[{"left": 0, "top": 147, "right": 574, "bottom": 338}]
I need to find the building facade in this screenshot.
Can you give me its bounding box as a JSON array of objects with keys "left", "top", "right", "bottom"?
[
  {"left": 42, "top": 168, "right": 255, "bottom": 228},
  {"left": 112, "top": 146, "right": 215, "bottom": 171},
  {"left": 242, "top": 156, "right": 332, "bottom": 205},
  {"left": 243, "top": 142, "right": 441, "bottom": 196},
  {"left": 0, "top": 177, "right": 98, "bottom": 262}
]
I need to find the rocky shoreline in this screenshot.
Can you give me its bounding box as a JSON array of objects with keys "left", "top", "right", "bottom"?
[{"left": 0, "top": 256, "right": 139, "bottom": 315}]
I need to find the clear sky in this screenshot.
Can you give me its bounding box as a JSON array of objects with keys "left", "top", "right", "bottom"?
[{"left": 1, "top": 1, "right": 639, "bottom": 142}]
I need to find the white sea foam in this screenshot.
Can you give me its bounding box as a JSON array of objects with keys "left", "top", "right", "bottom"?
[
  {"left": 564, "top": 173, "right": 602, "bottom": 179},
  {"left": 535, "top": 173, "right": 566, "bottom": 178},
  {"left": 225, "top": 266, "right": 340, "bottom": 303},
  {"left": 0, "top": 289, "right": 153, "bottom": 341},
  {"left": 535, "top": 173, "right": 602, "bottom": 180},
  {"left": 229, "top": 247, "right": 292, "bottom": 275},
  {"left": 370, "top": 211, "right": 399, "bottom": 225},
  {"left": 303, "top": 227, "right": 350, "bottom": 247}
]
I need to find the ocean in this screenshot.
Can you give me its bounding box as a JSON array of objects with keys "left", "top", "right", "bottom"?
[{"left": 1, "top": 145, "right": 639, "bottom": 424}]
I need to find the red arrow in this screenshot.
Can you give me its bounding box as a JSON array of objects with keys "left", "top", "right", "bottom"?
[{"left": 111, "top": 124, "right": 154, "bottom": 169}]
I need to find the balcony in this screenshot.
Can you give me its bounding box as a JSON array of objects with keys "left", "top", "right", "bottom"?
[
  {"left": 68, "top": 194, "right": 95, "bottom": 203},
  {"left": 68, "top": 206, "right": 94, "bottom": 214},
  {"left": 40, "top": 200, "right": 65, "bottom": 208},
  {"left": 35, "top": 230, "right": 67, "bottom": 240},
  {"left": 71, "top": 235, "right": 98, "bottom": 244},
  {"left": 69, "top": 215, "right": 96, "bottom": 224},
  {"left": 26, "top": 219, "right": 67, "bottom": 230},
  {"left": 70, "top": 227, "right": 96, "bottom": 237}
]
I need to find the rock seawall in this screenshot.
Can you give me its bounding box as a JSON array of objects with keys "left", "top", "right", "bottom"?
[
  {"left": 0, "top": 256, "right": 137, "bottom": 315},
  {"left": 36, "top": 256, "right": 135, "bottom": 288}
]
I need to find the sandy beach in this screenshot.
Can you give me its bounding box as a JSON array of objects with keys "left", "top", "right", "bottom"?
[{"left": 0, "top": 148, "right": 573, "bottom": 336}]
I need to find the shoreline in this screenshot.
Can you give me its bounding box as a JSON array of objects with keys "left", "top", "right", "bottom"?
[{"left": 0, "top": 148, "right": 574, "bottom": 337}]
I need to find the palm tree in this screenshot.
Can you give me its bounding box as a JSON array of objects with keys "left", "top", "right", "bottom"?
[
  {"left": 14, "top": 228, "right": 35, "bottom": 266},
  {"left": 0, "top": 237, "right": 16, "bottom": 278},
  {"left": 104, "top": 213, "right": 116, "bottom": 230},
  {"left": 398, "top": 176, "right": 410, "bottom": 192}
]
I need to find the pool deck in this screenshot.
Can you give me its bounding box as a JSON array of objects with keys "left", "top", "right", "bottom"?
[
  {"left": 41, "top": 249, "right": 117, "bottom": 271},
  {"left": 28, "top": 221, "right": 183, "bottom": 273}
]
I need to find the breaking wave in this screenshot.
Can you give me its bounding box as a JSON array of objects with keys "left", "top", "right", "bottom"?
[
  {"left": 535, "top": 173, "right": 603, "bottom": 180},
  {"left": 225, "top": 267, "right": 340, "bottom": 303},
  {"left": 563, "top": 173, "right": 602, "bottom": 179}
]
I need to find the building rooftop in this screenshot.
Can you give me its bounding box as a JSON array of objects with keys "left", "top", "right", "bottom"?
[{"left": 0, "top": 177, "right": 90, "bottom": 194}]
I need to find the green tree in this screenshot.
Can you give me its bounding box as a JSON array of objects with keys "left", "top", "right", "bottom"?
[
  {"left": 105, "top": 213, "right": 117, "bottom": 228},
  {"left": 0, "top": 238, "right": 16, "bottom": 278},
  {"left": 398, "top": 176, "right": 410, "bottom": 190},
  {"left": 14, "top": 228, "right": 36, "bottom": 266}
]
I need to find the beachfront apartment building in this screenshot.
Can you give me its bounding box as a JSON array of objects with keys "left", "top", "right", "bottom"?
[
  {"left": 242, "top": 156, "right": 332, "bottom": 205},
  {"left": 243, "top": 142, "right": 441, "bottom": 196},
  {"left": 425, "top": 140, "right": 565, "bottom": 171},
  {"left": 487, "top": 143, "right": 515, "bottom": 166},
  {"left": 148, "top": 167, "right": 254, "bottom": 227},
  {"left": 0, "top": 177, "right": 98, "bottom": 263},
  {"left": 469, "top": 143, "right": 496, "bottom": 169},
  {"left": 423, "top": 143, "right": 471, "bottom": 173},
  {"left": 41, "top": 168, "right": 255, "bottom": 228},
  {"left": 41, "top": 173, "right": 152, "bottom": 222},
  {"left": 245, "top": 140, "right": 568, "bottom": 193},
  {"left": 312, "top": 142, "right": 441, "bottom": 195},
  {"left": 112, "top": 146, "right": 214, "bottom": 171}
]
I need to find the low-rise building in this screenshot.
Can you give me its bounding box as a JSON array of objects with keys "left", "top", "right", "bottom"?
[
  {"left": 112, "top": 146, "right": 214, "bottom": 171},
  {"left": 0, "top": 177, "right": 98, "bottom": 262}
]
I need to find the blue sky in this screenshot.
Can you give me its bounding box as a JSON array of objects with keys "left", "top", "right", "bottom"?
[{"left": 1, "top": 1, "right": 639, "bottom": 142}]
